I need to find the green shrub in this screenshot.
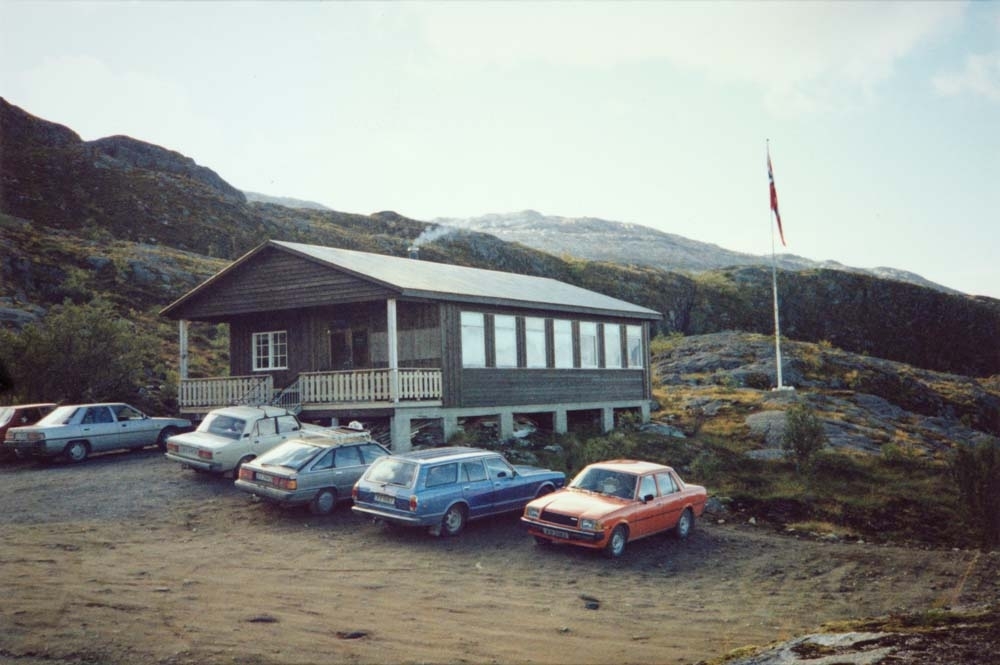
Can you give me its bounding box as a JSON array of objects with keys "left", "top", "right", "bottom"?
[{"left": 781, "top": 403, "right": 827, "bottom": 472}]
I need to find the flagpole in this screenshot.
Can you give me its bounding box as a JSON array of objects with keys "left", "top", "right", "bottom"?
[
  {"left": 767, "top": 139, "right": 787, "bottom": 391},
  {"left": 770, "top": 195, "right": 784, "bottom": 390}
]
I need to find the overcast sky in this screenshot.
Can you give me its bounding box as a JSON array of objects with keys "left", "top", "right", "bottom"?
[{"left": 2, "top": 1, "right": 998, "bottom": 298}]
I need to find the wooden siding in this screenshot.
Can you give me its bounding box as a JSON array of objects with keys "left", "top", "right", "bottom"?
[
  {"left": 458, "top": 369, "right": 648, "bottom": 408},
  {"left": 170, "top": 247, "right": 396, "bottom": 321}
]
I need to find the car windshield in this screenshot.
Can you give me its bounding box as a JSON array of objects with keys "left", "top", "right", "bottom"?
[
  {"left": 569, "top": 467, "right": 638, "bottom": 499},
  {"left": 365, "top": 458, "right": 417, "bottom": 487},
  {"left": 198, "top": 413, "right": 247, "bottom": 440},
  {"left": 255, "top": 440, "right": 322, "bottom": 470},
  {"left": 0, "top": 407, "right": 13, "bottom": 427},
  {"left": 36, "top": 406, "right": 80, "bottom": 426}
]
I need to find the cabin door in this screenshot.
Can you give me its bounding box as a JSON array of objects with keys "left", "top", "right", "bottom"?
[{"left": 330, "top": 327, "right": 369, "bottom": 370}]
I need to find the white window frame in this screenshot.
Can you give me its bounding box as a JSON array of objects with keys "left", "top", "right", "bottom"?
[
  {"left": 553, "top": 319, "right": 573, "bottom": 368},
  {"left": 494, "top": 314, "right": 517, "bottom": 368},
  {"left": 524, "top": 317, "right": 547, "bottom": 368},
  {"left": 603, "top": 323, "right": 623, "bottom": 369},
  {"left": 460, "top": 312, "right": 486, "bottom": 368},
  {"left": 579, "top": 322, "right": 598, "bottom": 369},
  {"left": 252, "top": 330, "right": 288, "bottom": 371},
  {"left": 626, "top": 325, "right": 643, "bottom": 368}
]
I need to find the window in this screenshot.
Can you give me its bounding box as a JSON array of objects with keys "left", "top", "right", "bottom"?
[
  {"left": 114, "top": 404, "right": 143, "bottom": 421},
  {"left": 253, "top": 331, "right": 288, "bottom": 370},
  {"left": 603, "top": 324, "right": 622, "bottom": 368},
  {"left": 627, "top": 325, "right": 643, "bottom": 368},
  {"left": 425, "top": 463, "right": 458, "bottom": 487},
  {"left": 579, "top": 322, "right": 598, "bottom": 368},
  {"left": 359, "top": 444, "right": 389, "bottom": 465},
  {"left": 461, "top": 312, "right": 486, "bottom": 368},
  {"left": 484, "top": 456, "right": 515, "bottom": 479},
  {"left": 254, "top": 418, "right": 277, "bottom": 437},
  {"left": 276, "top": 415, "right": 300, "bottom": 433},
  {"left": 494, "top": 315, "right": 517, "bottom": 367},
  {"left": 553, "top": 319, "right": 573, "bottom": 368},
  {"left": 462, "top": 460, "right": 488, "bottom": 482},
  {"left": 524, "top": 317, "right": 547, "bottom": 368},
  {"left": 656, "top": 472, "right": 679, "bottom": 494},
  {"left": 334, "top": 446, "right": 363, "bottom": 467},
  {"left": 639, "top": 474, "right": 657, "bottom": 500}
]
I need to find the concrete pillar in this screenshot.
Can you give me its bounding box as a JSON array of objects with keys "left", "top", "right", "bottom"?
[
  {"left": 178, "top": 320, "right": 189, "bottom": 379},
  {"left": 499, "top": 410, "right": 515, "bottom": 441},
  {"left": 442, "top": 414, "right": 460, "bottom": 444},
  {"left": 601, "top": 407, "right": 615, "bottom": 432},
  {"left": 391, "top": 411, "right": 412, "bottom": 452},
  {"left": 554, "top": 410, "right": 567, "bottom": 434}
]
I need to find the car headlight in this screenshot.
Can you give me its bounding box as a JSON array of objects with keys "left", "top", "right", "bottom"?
[
  {"left": 579, "top": 519, "right": 600, "bottom": 531},
  {"left": 525, "top": 506, "right": 540, "bottom": 519}
]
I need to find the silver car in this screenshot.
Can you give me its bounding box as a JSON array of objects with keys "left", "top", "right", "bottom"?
[{"left": 235, "top": 430, "right": 389, "bottom": 515}]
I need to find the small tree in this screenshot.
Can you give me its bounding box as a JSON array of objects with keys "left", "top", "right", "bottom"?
[
  {"left": 0, "top": 298, "right": 154, "bottom": 407},
  {"left": 952, "top": 440, "right": 1000, "bottom": 550},
  {"left": 781, "top": 403, "right": 827, "bottom": 472}
]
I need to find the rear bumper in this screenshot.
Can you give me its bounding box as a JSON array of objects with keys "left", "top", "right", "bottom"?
[
  {"left": 351, "top": 504, "right": 437, "bottom": 527},
  {"left": 164, "top": 452, "right": 223, "bottom": 473},
  {"left": 234, "top": 480, "right": 308, "bottom": 506},
  {"left": 4, "top": 441, "right": 60, "bottom": 457}
]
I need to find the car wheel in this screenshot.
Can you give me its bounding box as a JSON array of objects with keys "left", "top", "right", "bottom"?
[
  {"left": 440, "top": 504, "right": 467, "bottom": 537},
  {"left": 156, "top": 427, "right": 178, "bottom": 451},
  {"left": 309, "top": 488, "right": 338, "bottom": 516},
  {"left": 603, "top": 525, "right": 628, "bottom": 559},
  {"left": 63, "top": 441, "right": 89, "bottom": 464},
  {"left": 233, "top": 455, "right": 254, "bottom": 480},
  {"left": 674, "top": 508, "right": 695, "bottom": 539}
]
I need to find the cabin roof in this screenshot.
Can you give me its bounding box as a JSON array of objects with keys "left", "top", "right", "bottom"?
[{"left": 162, "top": 240, "right": 661, "bottom": 320}]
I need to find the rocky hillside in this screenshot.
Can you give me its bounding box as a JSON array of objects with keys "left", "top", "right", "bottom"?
[
  {"left": 434, "top": 209, "right": 958, "bottom": 294},
  {"left": 2, "top": 96, "right": 999, "bottom": 380}
]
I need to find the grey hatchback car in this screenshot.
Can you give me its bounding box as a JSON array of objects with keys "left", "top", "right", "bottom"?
[{"left": 235, "top": 431, "right": 389, "bottom": 515}]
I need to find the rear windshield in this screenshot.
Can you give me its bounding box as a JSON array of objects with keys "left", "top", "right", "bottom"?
[
  {"left": 198, "top": 413, "right": 247, "bottom": 440},
  {"left": 37, "top": 406, "right": 80, "bottom": 426},
  {"left": 0, "top": 408, "right": 12, "bottom": 427},
  {"left": 255, "top": 440, "right": 322, "bottom": 470},
  {"left": 365, "top": 458, "right": 418, "bottom": 487}
]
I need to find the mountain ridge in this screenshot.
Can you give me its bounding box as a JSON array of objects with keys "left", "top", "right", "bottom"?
[{"left": 433, "top": 209, "right": 959, "bottom": 295}]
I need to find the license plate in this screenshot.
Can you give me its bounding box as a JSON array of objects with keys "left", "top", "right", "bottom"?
[
  {"left": 542, "top": 527, "right": 569, "bottom": 539},
  {"left": 254, "top": 473, "right": 273, "bottom": 484},
  {"left": 180, "top": 445, "right": 196, "bottom": 456},
  {"left": 374, "top": 493, "right": 395, "bottom": 506}
]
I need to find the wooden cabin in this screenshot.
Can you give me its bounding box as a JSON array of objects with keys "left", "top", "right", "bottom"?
[{"left": 161, "top": 240, "right": 661, "bottom": 450}]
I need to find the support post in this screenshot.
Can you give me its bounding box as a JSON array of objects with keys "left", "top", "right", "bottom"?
[
  {"left": 387, "top": 298, "right": 399, "bottom": 403},
  {"left": 178, "top": 320, "right": 189, "bottom": 380}
]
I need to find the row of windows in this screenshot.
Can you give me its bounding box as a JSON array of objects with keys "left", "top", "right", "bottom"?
[
  {"left": 461, "top": 312, "right": 643, "bottom": 370},
  {"left": 251, "top": 317, "right": 645, "bottom": 372}
]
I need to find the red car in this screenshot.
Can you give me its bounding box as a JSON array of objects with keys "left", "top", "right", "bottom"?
[
  {"left": 522, "top": 459, "right": 707, "bottom": 558},
  {"left": 0, "top": 403, "right": 56, "bottom": 459}
]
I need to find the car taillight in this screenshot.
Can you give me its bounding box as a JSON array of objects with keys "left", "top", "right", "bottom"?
[
  {"left": 352, "top": 484, "right": 359, "bottom": 501},
  {"left": 27, "top": 432, "right": 46, "bottom": 442},
  {"left": 197, "top": 449, "right": 213, "bottom": 460},
  {"left": 409, "top": 495, "right": 418, "bottom": 512},
  {"left": 238, "top": 467, "right": 253, "bottom": 480},
  {"left": 166, "top": 442, "right": 179, "bottom": 453},
  {"left": 275, "top": 478, "right": 297, "bottom": 490}
]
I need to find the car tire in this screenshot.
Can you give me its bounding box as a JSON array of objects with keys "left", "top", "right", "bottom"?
[
  {"left": 439, "top": 504, "right": 467, "bottom": 537},
  {"left": 156, "top": 427, "right": 178, "bottom": 451},
  {"left": 603, "top": 524, "right": 628, "bottom": 559},
  {"left": 309, "top": 488, "right": 338, "bottom": 516},
  {"left": 233, "top": 455, "right": 254, "bottom": 480},
  {"left": 674, "top": 508, "right": 695, "bottom": 539},
  {"left": 63, "top": 441, "right": 89, "bottom": 464}
]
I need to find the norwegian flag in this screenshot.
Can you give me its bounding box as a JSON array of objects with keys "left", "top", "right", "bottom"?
[{"left": 768, "top": 147, "right": 786, "bottom": 246}]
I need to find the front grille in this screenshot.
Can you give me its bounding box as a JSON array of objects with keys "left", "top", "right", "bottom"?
[{"left": 540, "top": 510, "right": 579, "bottom": 528}]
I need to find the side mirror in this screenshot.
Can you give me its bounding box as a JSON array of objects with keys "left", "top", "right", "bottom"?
[
  {"left": 497, "top": 471, "right": 508, "bottom": 478},
  {"left": 642, "top": 494, "right": 655, "bottom": 503}
]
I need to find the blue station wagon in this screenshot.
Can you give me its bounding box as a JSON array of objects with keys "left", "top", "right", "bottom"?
[{"left": 351, "top": 447, "right": 565, "bottom": 537}]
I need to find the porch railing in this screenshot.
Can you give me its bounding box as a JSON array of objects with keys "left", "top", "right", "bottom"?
[
  {"left": 299, "top": 368, "right": 442, "bottom": 404},
  {"left": 178, "top": 369, "right": 441, "bottom": 411},
  {"left": 178, "top": 374, "right": 274, "bottom": 409}
]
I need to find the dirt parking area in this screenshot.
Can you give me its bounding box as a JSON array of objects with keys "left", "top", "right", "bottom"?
[{"left": 1, "top": 448, "right": 997, "bottom": 665}]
